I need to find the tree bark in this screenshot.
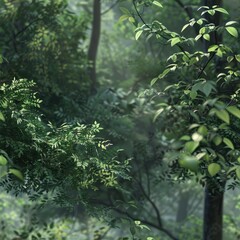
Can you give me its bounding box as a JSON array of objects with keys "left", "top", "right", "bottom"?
[
  {"left": 203, "top": 181, "right": 225, "bottom": 240},
  {"left": 88, "top": 0, "right": 101, "bottom": 94}
]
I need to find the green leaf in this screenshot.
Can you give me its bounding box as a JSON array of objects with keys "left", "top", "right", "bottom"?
[
  {"left": 214, "top": 8, "right": 229, "bottom": 15},
  {"left": 0, "top": 112, "right": 5, "bottom": 121},
  {"left": 153, "top": 108, "right": 164, "bottom": 122},
  {"left": 153, "top": 0, "right": 163, "bottom": 8},
  {"left": 151, "top": 77, "right": 158, "bottom": 86},
  {"left": 135, "top": 30, "right": 143, "bottom": 40},
  {"left": 227, "top": 56, "right": 234, "bottom": 63},
  {"left": 180, "top": 135, "right": 191, "bottom": 141},
  {"left": 225, "top": 21, "right": 238, "bottom": 26},
  {"left": 0, "top": 155, "right": 7, "bottom": 166},
  {"left": 208, "top": 163, "right": 221, "bottom": 177},
  {"left": 128, "top": 17, "right": 135, "bottom": 23},
  {"left": 236, "top": 167, "right": 240, "bottom": 179},
  {"left": 185, "top": 141, "right": 199, "bottom": 153},
  {"left": 226, "top": 27, "right": 238, "bottom": 38},
  {"left": 213, "top": 135, "right": 222, "bottom": 146},
  {"left": 198, "top": 125, "right": 208, "bottom": 136},
  {"left": 203, "top": 34, "right": 210, "bottom": 41},
  {"left": 170, "top": 37, "right": 181, "bottom": 47},
  {"left": 215, "top": 109, "right": 230, "bottom": 124},
  {"left": 227, "top": 106, "right": 240, "bottom": 119},
  {"left": 119, "top": 15, "right": 129, "bottom": 22},
  {"left": 223, "top": 137, "right": 234, "bottom": 150},
  {"left": 235, "top": 55, "right": 240, "bottom": 62},
  {"left": 197, "top": 19, "right": 203, "bottom": 25},
  {"left": 190, "top": 91, "right": 197, "bottom": 99},
  {"left": 179, "top": 155, "right": 199, "bottom": 172},
  {"left": 181, "top": 23, "right": 189, "bottom": 32},
  {"left": 9, "top": 169, "right": 24, "bottom": 181},
  {"left": 208, "top": 45, "right": 218, "bottom": 52}
]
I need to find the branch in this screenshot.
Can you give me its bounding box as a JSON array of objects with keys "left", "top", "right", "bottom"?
[
  {"left": 197, "top": 52, "right": 216, "bottom": 78},
  {"left": 106, "top": 204, "right": 178, "bottom": 240},
  {"left": 101, "top": 0, "right": 120, "bottom": 15},
  {"left": 137, "top": 179, "right": 163, "bottom": 228},
  {"left": 132, "top": 0, "right": 191, "bottom": 61}
]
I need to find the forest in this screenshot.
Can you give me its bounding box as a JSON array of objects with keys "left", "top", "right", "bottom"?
[{"left": 0, "top": 0, "right": 240, "bottom": 239}]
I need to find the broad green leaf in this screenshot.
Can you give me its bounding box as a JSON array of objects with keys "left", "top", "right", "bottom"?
[
  {"left": 226, "top": 27, "right": 238, "bottom": 38},
  {"left": 238, "top": 157, "right": 240, "bottom": 164},
  {"left": 9, "top": 169, "right": 24, "bottom": 181},
  {"left": 236, "top": 167, "right": 240, "bottom": 179},
  {"left": 208, "top": 163, "right": 221, "bottom": 176},
  {"left": 227, "top": 56, "right": 234, "bottom": 63},
  {"left": 216, "top": 48, "right": 223, "bottom": 57},
  {"left": 185, "top": 141, "right": 199, "bottom": 153},
  {"left": 195, "top": 34, "right": 202, "bottom": 41},
  {"left": 213, "top": 135, "right": 222, "bottom": 146},
  {"left": 208, "top": 45, "right": 218, "bottom": 52},
  {"left": 153, "top": 0, "right": 163, "bottom": 8},
  {"left": 235, "top": 55, "right": 240, "bottom": 62},
  {"left": 0, "top": 155, "right": 7, "bottom": 166},
  {"left": 170, "top": 37, "right": 181, "bottom": 47},
  {"left": 215, "top": 109, "right": 230, "bottom": 124},
  {"left": 128, "top": 17, "right": 135, "bottom": 23},
  {"left": 227, "top": 106, "right": 240, "bottom": 119},
  {"left": 190, "top": 91, "right": 197, "bottom": 99},
  {"left": 214, "top": 8, "right": 229, "bottom": 15},
  {"left": 135, "top": 30, "right": 143, "bottom": 40},
  {"left": 223, "top": 137, "right": 234, "bottom": 150},
  {"left": 197, "top": 19, "right": 203, "bottom": 25},
  {"left": 203, "top": 34, "right": 210, "bottom": 41},
  {"left": 179, "top": 155, "right": 199, "bottom": 172},
  {"left": 198, "top": 125, "right": 208, "bottom": 136},
  {"left": 0, "top": 112, "right": 5, "bottom": 121},
  {"left": 119, "top": 15, "right": 129, "bottom": 22},
  {"left": 225, "top": 21, "right": 238, "bottom": 26},
  {"left": 180, "top": 135, "right": 191, "bottom": 141}
]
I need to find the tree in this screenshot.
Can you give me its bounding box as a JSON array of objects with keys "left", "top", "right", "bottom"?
[{"left": 122, "top": 0, "right": 240, "bottom": 239}]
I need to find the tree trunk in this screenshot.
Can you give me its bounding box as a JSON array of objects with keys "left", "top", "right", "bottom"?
[
  {"left": 203, "top": 181, "right": 225, "bottom": 240},
  {"left": 88, "top": 0, "right": 101, "bottom": 94}
]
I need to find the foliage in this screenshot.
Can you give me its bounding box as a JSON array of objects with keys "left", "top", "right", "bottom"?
[
  {"left": 0, "top": 0, "right": 90, "bottom": 106},
  {"left": 125, "top": 1, "right": 240, "bottom": 191},
  {"left": 0, "top": 79, "right": 129, "bottom": 206}
]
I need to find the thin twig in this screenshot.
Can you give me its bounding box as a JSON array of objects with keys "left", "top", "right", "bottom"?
[{"left": 101, "top": 0, "right": 120, "bottom": 15}]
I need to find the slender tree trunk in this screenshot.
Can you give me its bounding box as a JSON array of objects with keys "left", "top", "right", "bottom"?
[
  {"left": 203, "top": 181, "right": 225, "bottom": 240},
  {"left": 88, "top": 0, "right": 101, "bottom": 94},
  {"left": 202, "top": 1, "right": 224, "bottom": 239}
]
